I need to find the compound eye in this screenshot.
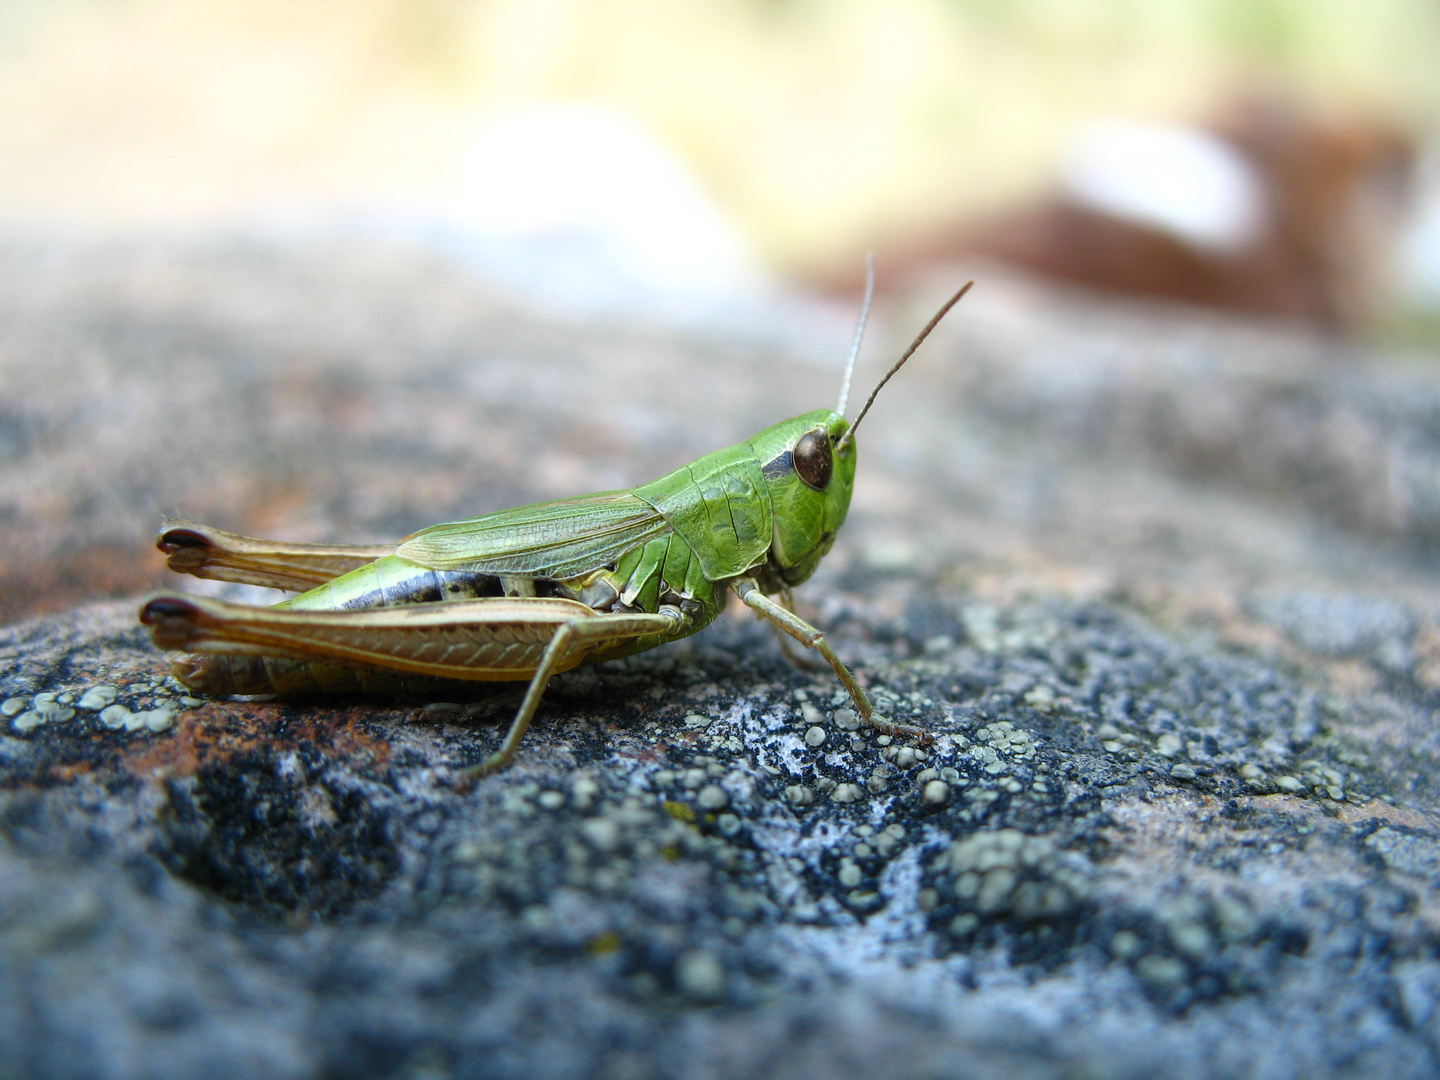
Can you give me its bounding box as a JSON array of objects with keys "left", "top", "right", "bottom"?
[{"left": 793, "top": 429, "right": 832, "bottom": 490}]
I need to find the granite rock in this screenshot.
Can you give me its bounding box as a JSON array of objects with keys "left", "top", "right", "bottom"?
[{"left": 2, "top": 238, "right": 1440, "bottom": 1079}]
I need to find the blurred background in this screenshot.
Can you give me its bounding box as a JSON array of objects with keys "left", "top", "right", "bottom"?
[
  {"left": 10, "top": 7, "right": 1440, "bottom": 1071},
  {"left": 2, "top": 0, "right": 1440, "bottom": 340},
  {"left": 5, "top": 0, "right": 1440, "bottom": 629}
]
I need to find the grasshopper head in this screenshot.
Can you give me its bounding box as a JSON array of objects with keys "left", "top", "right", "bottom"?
[
  {"left": 743, "top": 279, "right": 971, "bottom": 592},
  {"left": 747, "top": 409, "right": 856, "bottom": 588}
]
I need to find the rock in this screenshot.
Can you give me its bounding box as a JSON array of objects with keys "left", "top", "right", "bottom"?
[
  {"left": 922, "top": 779, "right": 950, "bottom": 806},
  {"left": 1247, "top": 591, "right": 1416, "bottom": 664},
  {"left": 77, "top": 685, "right": 117, "bottom": 711},
  {"left": 97, "top": 703, "right": 132, "bottom": 730},
  {"left": 2, "top": 236, "right": 1440, "bottom": 1079},
  {"left": 675, "top": 949, "right": 726, "bottom": 1002}
]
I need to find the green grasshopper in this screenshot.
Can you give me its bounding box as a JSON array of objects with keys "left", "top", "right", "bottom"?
[{"left": 140, "top": 278, "right": 972, "bottom": 779}]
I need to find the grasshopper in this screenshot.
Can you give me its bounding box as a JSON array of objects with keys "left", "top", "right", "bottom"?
[{"left": 140, "top": 277, "right": 972, "bottom": 778}]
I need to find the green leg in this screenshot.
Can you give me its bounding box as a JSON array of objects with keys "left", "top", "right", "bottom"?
[
  {"left": 733, "top": 579, "right": 930, "bottom": 742},
  {"left": 768, "top": 586, "right": 821, "bottom": 672}
]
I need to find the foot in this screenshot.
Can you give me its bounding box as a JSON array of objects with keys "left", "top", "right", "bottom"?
[
  {"left": 456, "top": 751, "right": 512, "bottom": 791},
  {"left": 868, "top": 712, "right": 934, "bottom": 744}
]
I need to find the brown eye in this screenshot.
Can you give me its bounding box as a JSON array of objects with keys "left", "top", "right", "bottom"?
[{"left": 793, "top": 429, "right": 832, "bottom": 490}]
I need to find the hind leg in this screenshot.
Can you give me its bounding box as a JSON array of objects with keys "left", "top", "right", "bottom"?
[{"left": 156, "top": 518, "right": 394, "bottom": 592}]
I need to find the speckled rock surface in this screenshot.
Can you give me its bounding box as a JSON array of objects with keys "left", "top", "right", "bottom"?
[{"left": 3, "top": 238, "right": 1440, "bottom": 1079}]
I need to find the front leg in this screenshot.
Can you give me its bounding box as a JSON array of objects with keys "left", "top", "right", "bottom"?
[
  {"left": 768, "top": 586, "right": 822, "bottom": 672},
  {"left": 732, "top": 578, "right": 930, "bottom": 743}
]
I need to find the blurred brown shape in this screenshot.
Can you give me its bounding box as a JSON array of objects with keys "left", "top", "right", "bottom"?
[
  {"left": 0, "top": 545, "right": 164, "bottom": 626},
  {"left": 853, "top": 91, "right": 1416, "bottom": 332}
]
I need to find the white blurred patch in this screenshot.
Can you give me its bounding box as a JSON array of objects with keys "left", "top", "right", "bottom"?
[
  {"left": 1060, "top": 119, "right": 1267, "bottom": 254},
  {"left": 1400, "top": 144, "right": 1440, "bottom": 308},
  {"left": 251, "top": 102, "right": 859, "bottom": 355},
  {"left": 410, "top": 102, "right": 770, "bottom": 325},
  {"left": 457, "top": 105, "right": 756, "bottom": 295}
]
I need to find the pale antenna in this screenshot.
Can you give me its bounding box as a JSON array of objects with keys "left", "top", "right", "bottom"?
[
  {"left": 835, "top": 254, "right": 875, "bottom": 418},
  {"left": 837, "top": 280, "right": 973, "bottom": 453}
]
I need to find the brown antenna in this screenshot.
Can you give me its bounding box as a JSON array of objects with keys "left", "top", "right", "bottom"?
[{"left": 837, "top": 280, "right": 973, "bottom": 452}]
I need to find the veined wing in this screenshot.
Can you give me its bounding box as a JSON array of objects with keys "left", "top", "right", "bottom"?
[{"left": 396, "top": 491, "right": 670, "bottom": 578}]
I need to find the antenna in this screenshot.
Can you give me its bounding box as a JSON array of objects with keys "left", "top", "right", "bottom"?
[
  {"left": 837, "top": 280, "right": 973, "bottom": 453},
  {"left": 835, "top": 254, "right": 875, "bottom": 418}
]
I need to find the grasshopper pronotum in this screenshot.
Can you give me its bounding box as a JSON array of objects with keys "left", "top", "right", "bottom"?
[{"left": 141, "top": 276, "right": 972, "bottom": 778}]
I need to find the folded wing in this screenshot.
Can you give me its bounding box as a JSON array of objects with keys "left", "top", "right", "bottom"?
[{"left": 396, "top": 492, "right": 670, "bottom": 578}]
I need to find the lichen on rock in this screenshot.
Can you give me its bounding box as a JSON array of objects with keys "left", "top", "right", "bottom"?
[{"left": 3, "top": 238, "right": 1440, "bottom": 1079}]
